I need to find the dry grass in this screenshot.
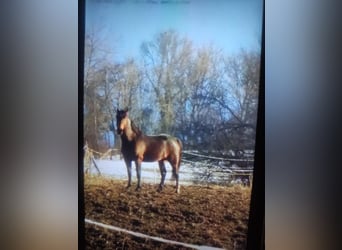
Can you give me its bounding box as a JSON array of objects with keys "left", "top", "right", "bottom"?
[{"left": 84, "top": 175, "right": 251, "bottom": 249}]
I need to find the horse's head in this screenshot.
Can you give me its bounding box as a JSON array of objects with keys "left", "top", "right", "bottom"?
[{"left": 116, "top": 108, "right": 129, "bottom": 135}]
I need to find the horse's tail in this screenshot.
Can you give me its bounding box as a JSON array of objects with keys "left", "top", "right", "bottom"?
[{"left": 177, "top": 137, "right": 182, "bottom": 161}]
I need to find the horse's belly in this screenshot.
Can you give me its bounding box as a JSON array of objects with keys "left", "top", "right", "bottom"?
[
  {"left": 141, "top": 151, "right": 166, "bottom": 162},
  {"left": 142, "top": 157, "right": 157, "bottom": 162}
]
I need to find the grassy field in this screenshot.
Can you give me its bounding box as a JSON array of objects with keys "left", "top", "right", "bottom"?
[{"left": 83, "top": 175, "right": 252, "bottom": 249}]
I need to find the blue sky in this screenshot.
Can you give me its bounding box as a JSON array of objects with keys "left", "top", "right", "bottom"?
[{"left": 86, "top": 0, "right": 263, "bottom": 62}]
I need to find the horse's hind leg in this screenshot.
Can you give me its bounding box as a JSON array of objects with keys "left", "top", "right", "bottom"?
[
  {"left": 173, "top": 168, "right": 180, "bottom": 194},
  {"left": 135, "top": 159, "right": 142, "bottom": 191},
  {"left": 172, "top": 157, "right": 181, "bottom": 194},
  {"left": 169, "top": 159, "right": 180, "bottom": 193},
  {"left": 158, "top": 161, "right": 167, "bottom": 192}
]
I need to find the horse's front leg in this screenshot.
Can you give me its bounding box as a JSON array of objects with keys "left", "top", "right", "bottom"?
[
  {"left": 124, "top": 159, "right": 132, "bottom": 189},
  {"left": 135, "top": 159, "right": 142, "bottom": 191}
]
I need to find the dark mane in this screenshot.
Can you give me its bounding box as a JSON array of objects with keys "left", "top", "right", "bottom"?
[{"left": 131, "top": 120, "right": 142, "bottom": 136}]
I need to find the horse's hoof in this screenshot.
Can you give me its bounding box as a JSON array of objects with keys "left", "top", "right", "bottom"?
[
  {"left": 126, "top": 185, "right": 131, "bottom": 190},
  {"left": 135, "top": 187, "right": 141, "bottom": 191}
]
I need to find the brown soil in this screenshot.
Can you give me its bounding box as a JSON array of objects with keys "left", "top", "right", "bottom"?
[{"left": 84, "top": 175, "right": 251, "bottom": 250}]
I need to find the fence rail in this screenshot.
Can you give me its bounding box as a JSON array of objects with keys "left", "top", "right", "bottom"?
[
  {"left": 183, "top": 151, "right": 255, "bottom": 162},
  {"left": 182, "top": 151, "right": 254, "bottom": 172},
  {"left": 85, "top": 218, "right": 224, "bottom": 250},
  {"left": 182, "top": 151, "right": 254, "bottom": 186}
]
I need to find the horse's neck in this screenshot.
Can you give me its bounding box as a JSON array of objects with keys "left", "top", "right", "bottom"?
[{"left": 122, "top": 119, "right": 140, "bottom": 142}]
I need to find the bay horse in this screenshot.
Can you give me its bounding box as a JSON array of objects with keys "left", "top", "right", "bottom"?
[{"left": 116, "top": 108, "right": 182, "bottom": 193}]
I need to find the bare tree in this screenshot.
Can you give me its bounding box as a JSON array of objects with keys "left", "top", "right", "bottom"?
[
  {"left": 179, "top": 45, "right": 224, "bottom": 149},
  {"left": 216, "top": 50, "right": 261, "bottom": 151},
  {"left": 140, "top": 30, "right": 193, "bottom": 134},
  {"left": 83, "top": 27, "right": 116, "bottom": 151}
]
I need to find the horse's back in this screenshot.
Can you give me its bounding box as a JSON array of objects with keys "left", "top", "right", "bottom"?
[{"left": 133, "top": 134, "right": 182, "bottom": 161}]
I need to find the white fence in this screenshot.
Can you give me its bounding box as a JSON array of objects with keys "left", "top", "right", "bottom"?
[{"left": 85, "top": 218, "right": 224, "bottom": 250}]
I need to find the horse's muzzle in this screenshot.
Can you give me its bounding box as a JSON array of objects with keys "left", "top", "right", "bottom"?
[{"left": 117, "top": 129, "right": 123, "bottom": 135}]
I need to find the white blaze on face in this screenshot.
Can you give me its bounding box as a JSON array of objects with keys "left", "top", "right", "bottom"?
[{"left": 119, "top": 117, "right": 127, "bottom": 131}]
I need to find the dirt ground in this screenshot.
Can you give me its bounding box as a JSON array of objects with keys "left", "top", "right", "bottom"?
[{"left": 83, "top": 175, "right": 252, "bottom": 250}]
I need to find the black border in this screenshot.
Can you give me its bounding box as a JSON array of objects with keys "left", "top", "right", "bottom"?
[
  {"left": 78, "top": 0, "right": 85, "bottom": 249},
  {"left": 78, "top": 1, "right": 265, "bottom": 249},
  {"left": 246, "top": 1, "right": 265, "bottom": 249}
]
